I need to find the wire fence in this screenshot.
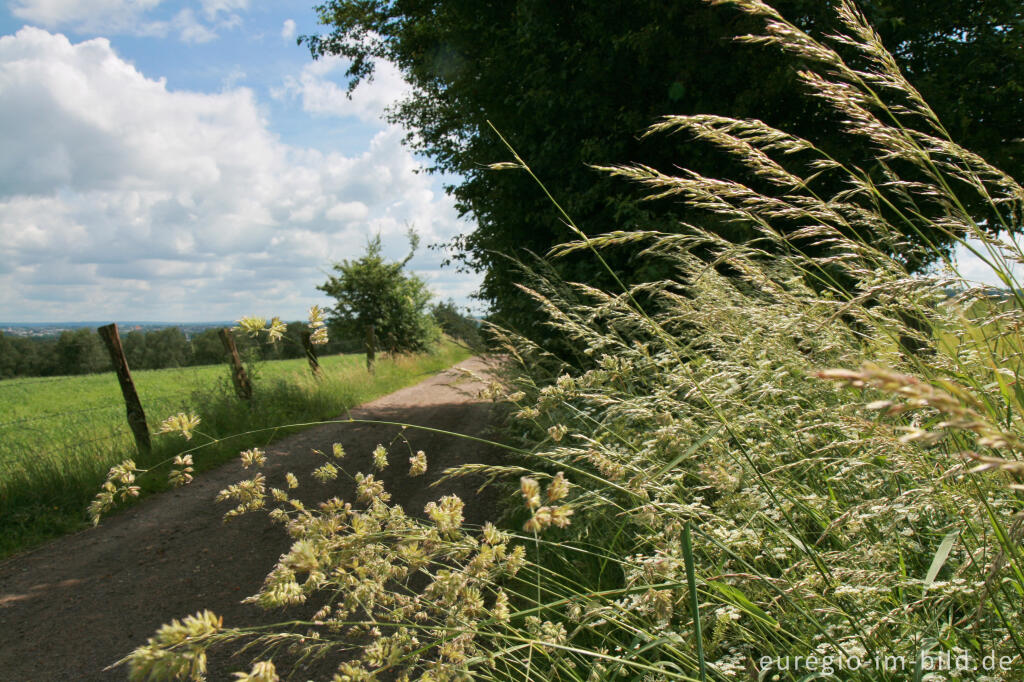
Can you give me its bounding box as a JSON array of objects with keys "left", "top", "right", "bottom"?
[
  {"left": 0, "top": 404, "right": 123, "bottom": 429},
  {"left": 1, "top": 368, "right": 235, "bottom": 462},
  {"left": 1, "top": 404, "right": 185, "bottom": 478},
  {"left": 0, "top": 359, "right": 328, "bottom": 435},
  {"left": 0, "top": 388, "right": 202, "bottom": 430},
  {"left": 0, "top": 375, "right": 89, "bottom": 389},
  {"left": 0, "top": 390, "right": 216, "bottom": 476},
  {"left": 0, "top": 324, "right": 338, "bottom": 470},
  {"left": 0, "top": 370, "right": 220, "bottom": 391},
  {"left": 0, "top": 431, "right": 132, "bottom": 485}
]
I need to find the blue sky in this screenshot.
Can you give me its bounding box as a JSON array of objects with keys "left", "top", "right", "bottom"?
[{"left": 0, "top": 0, "right": 481, "bottom": 323}]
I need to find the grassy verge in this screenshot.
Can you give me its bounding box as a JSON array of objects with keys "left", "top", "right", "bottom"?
[{"left": 0, "top": 340, "right": 470, "bottom": 558}]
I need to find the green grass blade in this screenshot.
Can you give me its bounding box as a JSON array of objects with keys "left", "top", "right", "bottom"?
[{"left": 683, "top": 521, "right": 706, "bottom": 682}]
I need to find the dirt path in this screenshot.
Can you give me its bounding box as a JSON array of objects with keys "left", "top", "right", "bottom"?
[{"left": 0, "top": 357, "right": 504, "bottom": 681}]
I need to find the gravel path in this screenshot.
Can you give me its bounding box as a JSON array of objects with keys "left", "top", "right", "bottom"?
[{"left": 0, "top": 356, "right": 502, "bottom": 681}]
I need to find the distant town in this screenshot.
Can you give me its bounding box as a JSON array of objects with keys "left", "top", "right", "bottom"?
[{"left": 0, "top": 322, "right": 234, "bottom": 339}]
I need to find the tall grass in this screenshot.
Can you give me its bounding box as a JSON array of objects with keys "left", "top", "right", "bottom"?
[
  {"left": 0, "top": 341, "right": 469, "bottom": 558},
  {"left": 120, "top": 1, "right": 1024, "bottom": 679}
]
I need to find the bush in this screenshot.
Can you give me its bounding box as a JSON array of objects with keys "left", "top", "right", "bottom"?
[
  {"left": 318, "top": 231, "right": 439, "bottom": 355},
  {"left": 117, "top": 1, "right": 1024, "bottom": 679}
]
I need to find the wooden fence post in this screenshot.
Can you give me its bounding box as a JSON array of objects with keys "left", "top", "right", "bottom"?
[
  {"left": 365, "top": 323, "right": 376, "bottom": 374},
  {"left": 97, "top": 323, "right": 151, "bottom": 455},
  {"left": 301, "top": 331, "right": 322, "bottom": 378},
  {"left": 218, "top": 328, "right": 253, "bottom": 401}
]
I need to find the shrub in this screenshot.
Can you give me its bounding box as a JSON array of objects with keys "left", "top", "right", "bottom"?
[{"left": 318, "top": 230, "right": 440, "bottom": 355}]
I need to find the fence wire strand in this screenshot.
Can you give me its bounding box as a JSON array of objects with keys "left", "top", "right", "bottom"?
[{"left": 0, "top": 389, "right": 203, "bottom": 430}]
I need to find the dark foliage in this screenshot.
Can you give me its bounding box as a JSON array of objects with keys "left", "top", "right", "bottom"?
[
  {"left": 303, "top": 0, "right": 1024, "bottom": 344},
  {"left": 432, "top": 299, "right": 483, "bottom": 350}
]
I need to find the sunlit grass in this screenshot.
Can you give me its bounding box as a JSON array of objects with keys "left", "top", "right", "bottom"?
[
  {"left": 0, "top": 352, "right": 389, "bottom": 465},
  {"left": 0, "top": 340, "right": 470, "bottom": 558}
]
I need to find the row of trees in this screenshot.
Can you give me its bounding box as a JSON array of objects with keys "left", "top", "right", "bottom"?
[
  {"left": 0, "top": 329, "right": 111, "bottom": 379},
  {"left": 0, "top": 324, "right": 354, "bottom": 380},
  {"left": 303, "top": 0, "right": 1024, "bottom": 342},
  {"left": 0, "top": 298, "right": 480, "bottom": 380}
]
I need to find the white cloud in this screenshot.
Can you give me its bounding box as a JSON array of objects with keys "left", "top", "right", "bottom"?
[
  {"left": 953, "top": 237, "right": 1024, "bottom": 289},
  {"left": 273, "top": 55, "right": 412, "bottom": 124},
  {"left": 172, "top": 8, "right": 217, "bottom": 43},
  {"left": 10, "top": 0, "right": 163, "bottom": 32},
  {"left": 0, "top": 28, "right": 477, "bottom": 322},
  {"left": 199, "top": 0, "right": 247, "bottom": 20},
  {"left": 325, "top": 201, "right": 369, "bottom": 223},
  {"left": 281, "top": 18, "right": 296, "bottom": 40},
  {"left": 8, "top": 0, "right": 243, "bottom": 43}
]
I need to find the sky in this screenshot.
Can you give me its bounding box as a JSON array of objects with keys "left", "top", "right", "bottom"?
[
  {"left": 0, "top": 2, "right": 1015, "bottom": 324},
  {"left": 0, "top": 0, "right": 481, "bottom": 323}
]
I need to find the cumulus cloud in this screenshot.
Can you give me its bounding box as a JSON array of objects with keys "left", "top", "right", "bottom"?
[
  {"left": 281, "top": 18, "right": 296, "bottom": 40},
  {"left": 9, "top": 0, "right": 241, "bottom": 43},
  {"left": 0, "top": 28, "right": 476, "bottom": 321},
  {"left": 273, "top": 55, "right": 412, "bottom": 124},
  {"left": 10, "top": 0, "right": 165, "bottom": 34}
]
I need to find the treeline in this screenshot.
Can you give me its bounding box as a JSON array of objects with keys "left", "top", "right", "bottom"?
[{"left": 0, "top": 323, "right": 352, "bottom": 380}]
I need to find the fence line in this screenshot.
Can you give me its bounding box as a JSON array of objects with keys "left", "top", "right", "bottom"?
[
  {"left": 0, "top": 388, "right": 205, "bottom": 431},
  {"left": 0, "top": 374, "right": 202, "bottom": 392},
  {"left": 0, "top": 361, "right": 236, "bottom": 390},
  {"left": 0, "top": 375, "right": 90, "bottom": 389},
  {"left": 0, "top": 404, "right": 123, "bottom": 429},
  {"left": 1, "top": 348, "right": 348, "bottom": 390},
  {"left": 1, "top": 321, "right": 246, "bottom": 459},
  {"left": 3, "top": 430, "right": 128, "bottom": 454},
  {"left": 2, "top": 433, "right": 132, "bottom": 470},
  {"left": 2, "top": 324, "right": 363, "bottom": 460}
]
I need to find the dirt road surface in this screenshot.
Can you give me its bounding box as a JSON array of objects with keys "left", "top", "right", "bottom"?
[{"left": 0, "top": 357, "right": 504, "bottom": 680}]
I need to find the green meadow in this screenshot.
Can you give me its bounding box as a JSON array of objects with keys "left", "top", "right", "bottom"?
[
  {"left": 0, "top": 341, "right": 470, "bottom": 557},
  {"left": 1, "top": 351, "right": 367, "bottom": 456}
]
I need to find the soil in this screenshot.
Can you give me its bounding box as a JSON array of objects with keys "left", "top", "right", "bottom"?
[{"left": 0, "top": 357, "right": 505, "bottom": 681}]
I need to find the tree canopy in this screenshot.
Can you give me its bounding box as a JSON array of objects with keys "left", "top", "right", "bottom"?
[
  {"left": 432, "top": 299, "right": 483, "bottom": 350},
  {"left": 304, "top": 0, "right": 1024, "bottom": 339},
  {"left": 318, "top": 232, "right": 439, "bottom": 354}
]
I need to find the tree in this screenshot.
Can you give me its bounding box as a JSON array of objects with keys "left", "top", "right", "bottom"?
[
  {"left": 0, "top": 332, "right": 16, "bottom": 379},
  {"left": 55, "top": 328, "right": 109, "bottom": 375},
  {"left": 122, "top": 330, "right": 147, "bottom": 370},
  {"left": 432, "top": 299, "right": 483, "bottom": 350},
  {"left": 303, "top": 0, "right": 1024, "bottom": 340},
  {"left": 189, "top": 328, "right": 226, "bottom": 366},
  {"left": 318, "top": 232, "right": 439, "bottom": 354},
  {"left": 140, "top": 328, "right": 190, "bottom": 369}
]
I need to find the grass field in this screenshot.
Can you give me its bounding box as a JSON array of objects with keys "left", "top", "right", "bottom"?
[
  {"left": 1, "top": 352, "right": 377, "bottom": 458},
  {"left": 0, "top": 340, "right": 471, "bottom": 557}
]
